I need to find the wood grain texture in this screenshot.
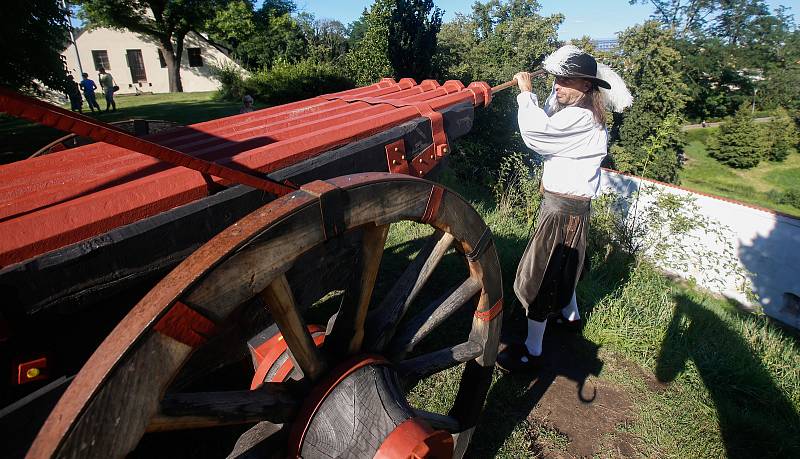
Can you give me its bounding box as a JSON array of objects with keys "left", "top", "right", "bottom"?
[
  {"left": 324, "top": 223, "right": 389, "bottom": 356},
  {"left": 396, "top": 341, "right": 483, "bottom": 382},
  {"left": 259, "top": 274, "right": 327, "bottom": 382},
  {"left": 148, "top": 385, "right": 297, "bottom": 432},
  {"left": 388, "top": 277, "right": 481, "bottom": 359},
  {"left": 365, "top": 229, "right": 454, "bottom": 351}
]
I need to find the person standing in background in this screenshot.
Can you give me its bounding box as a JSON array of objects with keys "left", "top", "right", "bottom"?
[
  {"left": 66, "top": 75, "right": 82, "bottom": 113},
  {"left": 98, "top": 67, "right": 117, "bottom": 112},
  {"left": 79, "top": 73, "right": 101, "bottom": 112}
]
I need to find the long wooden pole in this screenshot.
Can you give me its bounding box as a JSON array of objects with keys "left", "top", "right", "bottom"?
[{"left": 490, "top": 69, "right": 547, "bottom": 95}]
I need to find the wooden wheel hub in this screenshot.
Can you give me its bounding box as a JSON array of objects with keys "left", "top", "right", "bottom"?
[
  {"left": 28, "top": 173, "right": 503, "bottom": 458},
  {"left": 287, "top": 355, "right": 452, "bottom": 458}
]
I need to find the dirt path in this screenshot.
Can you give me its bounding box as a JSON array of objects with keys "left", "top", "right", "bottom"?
[{"left": 682, "top": 116, "right": 773, "bottom": 131}]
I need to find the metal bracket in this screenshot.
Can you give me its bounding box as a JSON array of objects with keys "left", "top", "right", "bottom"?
[{"left": 385, "top": 140, "right": 410, "bottom": 175}]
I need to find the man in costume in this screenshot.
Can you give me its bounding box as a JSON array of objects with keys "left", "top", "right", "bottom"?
[{"left": 496, "top": 45, "right": 632, "bottom": 372}]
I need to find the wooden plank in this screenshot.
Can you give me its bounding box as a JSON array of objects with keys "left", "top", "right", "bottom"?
[
  {"left": 259, "top": 274, "right": 327, "bottom": 382},
  {"left": 324, "top": 223, "right": 389, "bottom": 356},
  {"left": 148, "top": 385, "right": 297, "bottom": 432},
  {"left": 365, "top": 230, "right": 454, "bottom": 351},
  {"left": 388, "top": 277, "right": 481, "bottom": 358},
  {"left": 396, "top": 341, "right": 483, "bottom": 382}
]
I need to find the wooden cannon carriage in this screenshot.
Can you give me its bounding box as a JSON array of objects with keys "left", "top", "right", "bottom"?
[{"left": 0, "top": 78, "right": 504, "bottom": 458}]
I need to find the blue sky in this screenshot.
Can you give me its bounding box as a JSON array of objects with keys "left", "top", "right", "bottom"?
[{"left": 294, "top": 0, "right": 798, "bottom": 40}]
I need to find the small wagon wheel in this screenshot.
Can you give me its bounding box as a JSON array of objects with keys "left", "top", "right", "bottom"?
[{"left": 27, "top": 172, "right": 503, "bottom": 459}]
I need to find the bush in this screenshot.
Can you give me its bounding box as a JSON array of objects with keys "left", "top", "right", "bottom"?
[
  {"left": 709, "top": 104, "right": 766, "bottom": 168},
  {"left": 219, "top": 59, "right": 355, "bottom": 106},
  {"left": 491, "top": 151, "right": 542, "bottom": 226},
  {"left": 247, "top": 59, "right": 354, "bottom": 105},
  {"left": 762, "top": 107, "right": 799, "bottom": 162},
  {"left": 213, "top": 64, "right": 249, "bottom": 101},
  {"left": 768, "top": 189, "right": 800, "bottom": 209}
]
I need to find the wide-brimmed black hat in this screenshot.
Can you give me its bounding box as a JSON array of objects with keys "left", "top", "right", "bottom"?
[{"left": 544, "top": 47, "right": 611, "bottom": 89}]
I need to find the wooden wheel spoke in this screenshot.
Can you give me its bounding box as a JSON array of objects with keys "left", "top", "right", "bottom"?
[
  {"left": 365, "top": 230, "right": 455, "bottom": 351},
  {"left": 228, "top": 421, "right": 289, "bottom": 458},
  {"left": 259, "top": 274, "right": 327, "bottom": 382},
  {"left": 413, "top": 409, "right": 461, "bottom": 433},
  {"left": 148, "top": 384, "right": 298, "bottom": 432},
  {"left": 396, "top": 341, "right": 483, "bottom": 382},
  {"left": 388, "top": 277, "right": 482, "bottom": 359},
  {"left": 324, "top": 223, "right": 389, "bottom": 356}
]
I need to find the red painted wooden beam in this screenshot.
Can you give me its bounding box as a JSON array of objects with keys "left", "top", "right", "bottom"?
[{"left": 0, "top": 79, "right": 489, "bottom": 267}]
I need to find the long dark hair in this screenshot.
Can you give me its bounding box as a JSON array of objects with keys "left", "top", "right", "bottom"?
[{"left": 580, "top": 85, "right": 606, "bottom": 126}]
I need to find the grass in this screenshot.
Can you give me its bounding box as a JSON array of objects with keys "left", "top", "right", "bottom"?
[
  {"left": 388, "top": 172, "right": 800, "bottom": 458},
  {"left": 679, "top": 127, "right": 800, "bottom": 216},
  {"left": 0, "top": 91, "right": 240, "bottom": 164}
]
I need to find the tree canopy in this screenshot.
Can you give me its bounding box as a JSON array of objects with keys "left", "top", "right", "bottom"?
[{"left": 2, "top": 0, "right": 71, "bottom": 93}]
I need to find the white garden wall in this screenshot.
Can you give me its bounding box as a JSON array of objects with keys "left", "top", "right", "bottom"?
[{"left": 600, "top": 168, "right": 800, "bottom": 329}]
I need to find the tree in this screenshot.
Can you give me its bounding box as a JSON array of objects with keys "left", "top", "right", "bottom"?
[
  {"left": 610, "top": 21, "right": 688, "bottom": 183},
  {"left": 709, "top": 104, "right": 764, "bottom": 168},
  {"left": 297, "top": 15, "right": 349, "bottom": 62},
  {"left": 77, "top": 0, "right": 225, "bottom": 92},
  {"left": 343, "top": 0, "right": 393, "bottom": 86},
  {"left": 387, "top": 0, "right": 443, "bottom": 81},
  {"left": 205, "top": 0, "right": 307, "bottom": 70},
  {"left": 2, "top": 0, "right": 71, "bottom": 93},
  {"left": 762, "top": 107, "right": 798, "bottom": 162},
  {"left": 433, "top": 0, "right": 562, "bottom": 179}
]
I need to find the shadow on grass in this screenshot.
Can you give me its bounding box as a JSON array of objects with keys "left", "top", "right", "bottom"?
[
  {"left": 657, "top": 293, "right": 800, "bottom": 458},
  {"left": 468, "top": 328, "right": 604, "bottom": 458}
]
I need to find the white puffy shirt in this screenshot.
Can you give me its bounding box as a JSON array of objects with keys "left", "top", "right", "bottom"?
[{"left": 517, "top": 91, "right": 608, "bottom": 198}]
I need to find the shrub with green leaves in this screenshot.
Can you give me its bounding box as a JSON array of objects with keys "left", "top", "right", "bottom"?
[
  {"left": 709, "top": 104, "right": 766, "bottom": 168},
  {"left": 762, "top": 107, "right": 799, "bottom": 162},
  {"left": 491, "top": 152, "right": 542, "bottom": 226},
  {"left": 213, "top": 64, "right": 249, "bottom": 101},
  {"left": 244, "top": 59, "right": 354, "bottom": 106}
]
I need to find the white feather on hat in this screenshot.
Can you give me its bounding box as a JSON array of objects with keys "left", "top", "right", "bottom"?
[
  {"left": 542, "top": 44, "right": 633, "bottom": 113},
  {"left": 596, "top": 62, "right": 633, "bottom": 112}
]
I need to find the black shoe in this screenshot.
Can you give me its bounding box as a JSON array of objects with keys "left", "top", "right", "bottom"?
[
  {"left": 551, "top": 316, "right": 582, "bottom": 333},
  {"left": 495, "top": 342, "right": 542, "bottom": 373}
]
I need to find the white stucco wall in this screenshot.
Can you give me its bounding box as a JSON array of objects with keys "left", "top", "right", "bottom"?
[
  {"left": 600, "top": 168, "right": 800, "bottom": 329},
  {"left": 62, "top": 28, "right": 244, "bottom": 95}
]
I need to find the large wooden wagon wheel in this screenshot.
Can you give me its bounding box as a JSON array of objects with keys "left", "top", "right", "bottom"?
[{"left": 27, "top": 173, "right": 503, "bottom": 459}]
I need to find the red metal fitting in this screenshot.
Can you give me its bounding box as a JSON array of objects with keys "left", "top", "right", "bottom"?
[
  {"left": 250, "top": 324, "right": 326, "bottom": 389},
  {"left": 374, "top": 418, "right": 454, "bottom": 459},
  {"left": 398, "top": 78, "right": 418, "bottom": 87},
  {"left": 443, "top": 80, "right": 466, "bottom": 93},
  {"left": 16, "top": 356, "right": 48, "bottom": 385},
  {"left": 467, "top": 81, "right": 493, "bottom": 107},
  {"left": 420, "top": 79, "right": 441, "bottom": 90}
]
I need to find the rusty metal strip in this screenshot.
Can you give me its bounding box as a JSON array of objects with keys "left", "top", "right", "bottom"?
[
  {"left": 153, "top": 301, "right": 217, "bottom": 348},
  {"left": 0, "top": 88, "right": 297, "bottom": 196},
  {"left": 474, "top": 298, "right": 503, "bottom": 322},
  {"left": 421, "top": 185, "right": 445, "bottom": 224}
]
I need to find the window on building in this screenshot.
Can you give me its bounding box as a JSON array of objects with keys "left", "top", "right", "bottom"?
[
  {"left": 158, "top": 49, "right": 167, "bottom": 68},
  {"left": 92, "top": 50, "right": 110, "bottom": 70},
  {"left": 187, "top": 48, "right": 203, "bottom": 67}
]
